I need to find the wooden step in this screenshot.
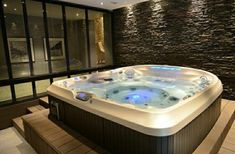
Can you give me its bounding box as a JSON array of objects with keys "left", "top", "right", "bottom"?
[
  {"left": 12, "top": 117, "right": 24, "bottom": 138},
  {"left": 39, "top": 96, "right": 49, "bottom": 108},
  {"left": 22, "top": 109, "right": 107, "bottom": 154},
  {"left": 27, "top": 105, "right": 46, "bottom": 113},
  {"left": 193, "top": 100, "right": 235, "bottom": 154}
]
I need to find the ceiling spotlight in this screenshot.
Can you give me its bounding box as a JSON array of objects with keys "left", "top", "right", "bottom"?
[
  {"left": 76, "top": 13, "right": 79, "bottom": 17},
  {"left": 3, "top": 3, "right": 7, "bottom": 7},
  {"left": 14, "top": 8, "right": 17, "bottom": 11},
  {"left": 100, "top": 2, "right": 104, "bottom": 5}
]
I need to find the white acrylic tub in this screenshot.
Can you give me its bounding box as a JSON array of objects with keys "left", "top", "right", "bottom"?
[{"left": 47, "top": 65, "right": 222, "bottom": 137}]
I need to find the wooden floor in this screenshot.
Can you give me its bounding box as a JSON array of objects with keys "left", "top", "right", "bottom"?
[
  {"left": 219, "top": 120, "right": 235, "bottom": 154},
  {"left": 219, "top": 99, "right": 235, "bottom": 154}
]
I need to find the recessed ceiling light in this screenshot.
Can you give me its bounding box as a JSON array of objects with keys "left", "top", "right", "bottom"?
[
  {"left": 100, "top": 2, "right": 104, "bottom": 5},
  {"left": 76, "top": 13, "right": 79, "bottom": 16},
  {"left": 14, "top": 8, "right": 17, "bottom": 11},
  {"left": 3, "top": 3, "right": 7, "bottom": 7}
]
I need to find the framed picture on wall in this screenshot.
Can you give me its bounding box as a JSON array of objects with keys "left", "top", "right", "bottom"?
[
  {"left": 44, "top": 38, "right": 65, "bottom": 60},
  {"left": 8, "top": 38, "right": 35, "bottom": 63}
]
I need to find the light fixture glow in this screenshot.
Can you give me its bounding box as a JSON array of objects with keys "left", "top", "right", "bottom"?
[
  {"left": 3, "top": 3, "right": 7, "bottom": 7},
  {"left": 100, "top": 2, "right": 104, "bottom": 5},
  {"left": 14, "top": 8, "right": 17, "bottom": 11},
  {"left": 76, "top": 13, "right": 79, "bottom": 17}
]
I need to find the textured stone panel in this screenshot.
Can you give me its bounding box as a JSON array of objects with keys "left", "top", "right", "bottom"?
[{"left": 113, "top": 0, "right": 235, "bottom": 100}]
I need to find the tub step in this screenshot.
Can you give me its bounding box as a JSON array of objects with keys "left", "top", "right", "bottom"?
[
  {"left": 39, "top": 96, "right": 49, "bottom": 108},
  {"left": 12, "top": 117, "right": 24, "bottom": 138},
  {"left": 22, "top": 109, "right": 108, "bottom": 154},
  {"left": 27, "top": 105, "right": 46, "bottom": 113},
  {"left": 193, "top": 99, "right": 235, "bottom": 154}
]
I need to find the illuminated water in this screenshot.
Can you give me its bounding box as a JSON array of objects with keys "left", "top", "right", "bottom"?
[
  {"left": 65, "top": 66, "right": 210, "bottom": 109},
  {"left": 71, "top": 76, "right": 206, "bottom": 109}
]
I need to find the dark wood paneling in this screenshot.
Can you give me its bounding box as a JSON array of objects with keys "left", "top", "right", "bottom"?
[
  {"left": 63, "top": 102, "right": 104, "bottom": 145},
  {"left": 0, "top": 99, "right": 39, "bottom": 129}
]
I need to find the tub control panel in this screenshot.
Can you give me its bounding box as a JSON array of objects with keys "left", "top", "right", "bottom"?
[{"left": 76, "top": 92, "right": 91, "bottom": 101}]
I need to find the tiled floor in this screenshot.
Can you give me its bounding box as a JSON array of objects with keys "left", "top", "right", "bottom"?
[
  {"left": 219, "top": 120, "right": 235, "bottom": 154},
  {"left": 0, "top": 127, "right": 36, "bottom": 154}
]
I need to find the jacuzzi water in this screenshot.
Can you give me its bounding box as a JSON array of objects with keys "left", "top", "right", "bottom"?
[{"left": 64, "top": 66, "right": 210, "bottom": 109}]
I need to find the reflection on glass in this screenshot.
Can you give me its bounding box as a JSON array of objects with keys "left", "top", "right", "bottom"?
[
  {"left": 3, "top": 0, "right": 30, "bottom": 78},
  {"left": 46, "top": 4, "right": 66, "bottom": 73},
  {"left": 0, "top": 86, "right": 11, "bottom": 102},
  {"left": 65, "top": 7, "right": 88, "bottom": 70},
  {"left": 0, "top": 21, "right": 8, "bottom": 79},
  {"left": 36, "top": 79, "right": 50, "bottom": 94},
  {"left": 26, "top": 0, "right": 49, "bottom": 75},
  {"left": 88, "top": 10, "right": 112, "bottom": 67},
  {"left": 15, "top": 82, "right": 33, "bottom": 99}
]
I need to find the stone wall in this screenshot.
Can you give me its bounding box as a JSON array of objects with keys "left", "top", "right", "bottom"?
[{"left": 112, "top": 0, "right": 235, "bottom": 100}]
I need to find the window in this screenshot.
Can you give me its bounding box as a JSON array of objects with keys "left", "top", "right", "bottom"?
[
  {"left": 46, "top": 4, "right": 66, "bottom": 73},
  {"left": 0, "top": 86, "right": 11, "bottom": 103},
  {"left": 15, "top": 82, "right": 33, "bottom": 100},
  {"left": 88, "top": 10, "right": 112, "bottom": 68},
  {"left": 26, "top": 0, "right": 49, "bottom": 75},
  {"left": 3, "top": 0, "right": 31, "bottom": 78},
  {"left": 65, "top": 7, "right": 88, "bottom": 70},
  {"left": 0, "top": 1, "right": 113, "bottom": 106},
  {"left": 36, "top": 79, "right": 50, "bottom": 94},
  {"left": 0, "top": 20, "right": 8, "bottom": 80}
]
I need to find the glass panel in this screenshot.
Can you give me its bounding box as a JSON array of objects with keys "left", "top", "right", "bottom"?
[
  {"left": 46, "top": 4, "right": 66, "bottom": 73},
  {"left": 0, "top": 86, "right": 11, "bottom": 102},
  {"left": 65, "top": 7, "right": 88, "bottom": 70},
  {"left": 3, "top": 0, "right": 30, "bottom": 78},
  {"left": 36, "top": 79, "right": 50, "bottom": 94},
  {"left": 88, "top": 10, "right": 112, "bottom": 68},
  {"left": 0, "top": 20, "right": 8, "bottom": 79},
  {"left": 15, "top": 82, "right": 33, "bottom": 99},
  {"left": 53, "top": 76, "right": 67, "bottom": 81},
  {"left": 26, "top": 0, "right": 48, "bottom": 75}
]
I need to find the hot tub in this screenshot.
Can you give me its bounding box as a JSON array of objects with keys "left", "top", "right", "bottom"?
[{"left": 47, "top": 65, "right": 222, "bottom": 154}]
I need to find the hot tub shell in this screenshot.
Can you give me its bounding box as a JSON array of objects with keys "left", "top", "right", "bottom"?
[{"left": 47, "top": 65, "right": 222, "bottom": 154}]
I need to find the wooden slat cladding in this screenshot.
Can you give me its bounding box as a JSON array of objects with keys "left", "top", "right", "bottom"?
[
  {"left": 194, "top": 99, "right": 235, "bottom": 154},
  {"left": 172, "top": 96, "right": 221, "bottom": 154},
  {"left": 63, "top": 103, "right": 104, "bottom": 146},
  {"left": 49, "top": 95, "right": 221, "bottom": 154}
]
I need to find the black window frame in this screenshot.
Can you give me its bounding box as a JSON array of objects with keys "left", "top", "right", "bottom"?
[{"left": 0, "top": 0, "right": 113, "bottom": 107}]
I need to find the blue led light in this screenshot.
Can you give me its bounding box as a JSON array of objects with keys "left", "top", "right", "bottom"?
[
  {"left": 78, "top": 93, "right": 87, "bottom": 98},
  {"left": 123, "top": 90, "right": 154, "bottom": 104},
  {"left": 151, "top": 66, "right": 181, "bottom": 71},
  {"left": 132, "top": 94, "right": 140, "bottom": 99}
]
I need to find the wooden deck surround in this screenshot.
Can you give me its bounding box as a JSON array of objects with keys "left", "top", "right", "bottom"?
[
  {"left": 219, "top": 120, "right": 235, "bottom": 154},
  {"left": 193, "top": 99, "right": 235, "bottom": 154},
  {"left": 21, "top": 99, "right": 234, "bottom": 154},
  {"left": 22, "top": 110, "right": 109, "bottom": 154}
]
